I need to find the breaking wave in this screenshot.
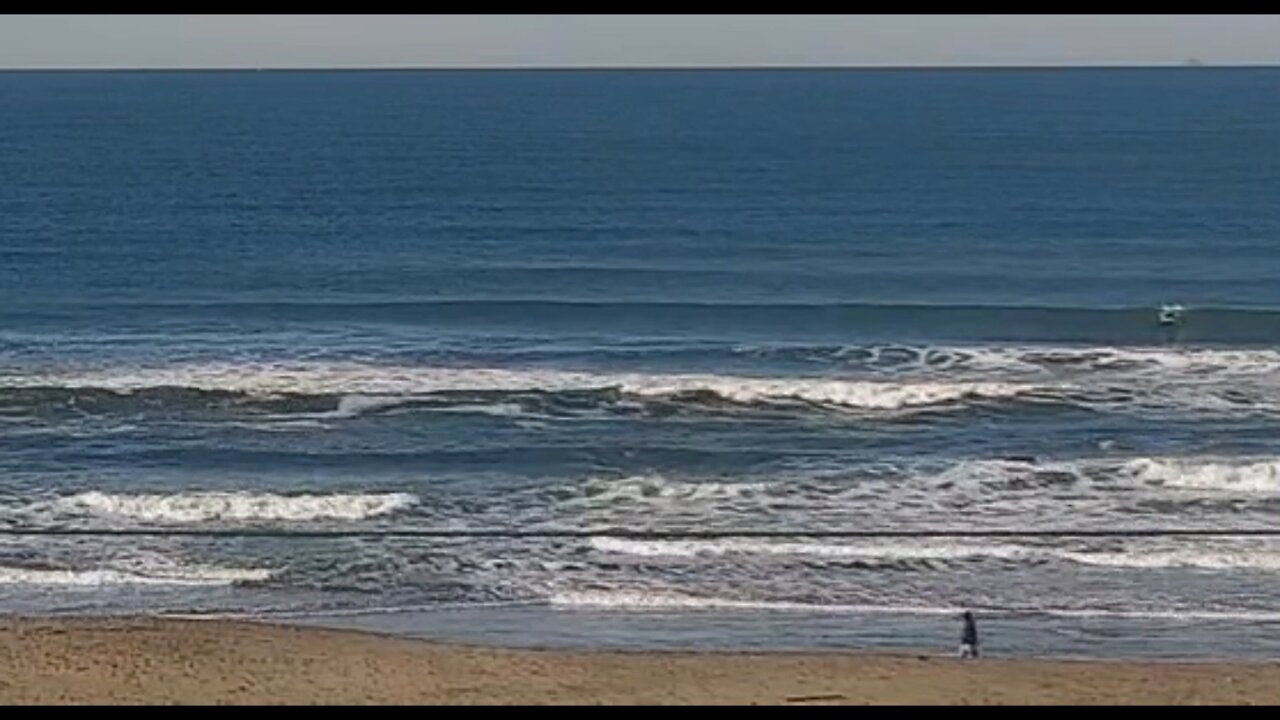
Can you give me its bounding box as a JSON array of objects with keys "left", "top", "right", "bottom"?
[
  {"left": 2, "top": 363, "right": 1039, "bottom": 413},
  {"left": 50, "top": 491, "right": 419, "bottom": 524},
  {"left": 548, "top": 590, "right": 1280, "bottom": 622},
  {"left": 0, "top": 558, "right": 272, "bottom": 587},
  {"left": 1118, "top": 457, "right": 1280, "bottom": 493},
  {"left": 589, "top": 537, "right": 1031, "bottom": 564},
  {"left": 591, "top": 537, "right": 1280, "bottom": 572}
]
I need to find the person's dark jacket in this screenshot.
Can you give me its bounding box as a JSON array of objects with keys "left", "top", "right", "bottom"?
[{"left": 962, "top": 613, "right": 978, "bottom": 645}]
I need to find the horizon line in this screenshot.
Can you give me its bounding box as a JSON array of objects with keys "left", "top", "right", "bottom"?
[{"left": 1, "top": 62, "right": 1276, "bottom": 73}]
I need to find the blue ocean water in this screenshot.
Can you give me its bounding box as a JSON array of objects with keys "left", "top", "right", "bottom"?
[{"left": 3, "top": 69, "right": 1280, "bottom": 659}]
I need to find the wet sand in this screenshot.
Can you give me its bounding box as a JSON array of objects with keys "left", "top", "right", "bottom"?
[{"left": 0, "top": 617, "right": 1275, "bottom": 704}]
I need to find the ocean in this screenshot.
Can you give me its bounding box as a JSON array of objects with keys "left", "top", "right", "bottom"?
[{"left": 3, "top": 68, "right": 1280, "bottom": 659}]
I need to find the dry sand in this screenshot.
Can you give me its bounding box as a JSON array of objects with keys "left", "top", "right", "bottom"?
[{"left": 0, "top": 617, "right": 1276, "bottom": 704}]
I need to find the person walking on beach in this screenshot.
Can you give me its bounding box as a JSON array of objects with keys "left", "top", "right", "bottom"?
[{"left": 959, "top": 611, "right": 979, "bottom": 659}]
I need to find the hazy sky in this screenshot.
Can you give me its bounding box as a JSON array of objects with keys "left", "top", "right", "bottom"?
[{"left": 2, "top": 15, "right": 1279, "bottom": 69}]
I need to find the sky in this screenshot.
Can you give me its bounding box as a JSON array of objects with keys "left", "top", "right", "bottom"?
[{"left": 1, "top": 15, "right": 1279, "bottom": 69}]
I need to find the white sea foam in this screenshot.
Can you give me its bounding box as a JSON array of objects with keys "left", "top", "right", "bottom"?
[
  {"left": 1023, "top": 607, "right": 1280, "bottom": 622},
  {"left": 589, "top": 537, "right": 1031, "bottom": 563},
  {"left": 1118, "top": 457, "right": 1280, "bottom": 493},
  {"left": 4, "top": 363, "right": 1043, "bottom": 412},
  {"left": 12, "top": 350, "right": 1280, "bottom": 417},
  {"left": 162, "top": 599, "right": 545, "bottom": 622},
  {"left": 331, "top": 394, "right": 420, "bottom": 418},
  {"left": 1059, "top": 549, "right": 1280, "bottom": 571},
  {"left": 559, "top": 454, "right": 1280, "bottom": 524},
  {"left": 928, "top": 458, "right": 1073, "bottom": 485},
  {"left": 429, "top": 402, "right": 531, "bottom": 418},
  {"left": 549, "top": 591, "right": 1280, "bottom": 622},
  {"left": 549, "top": 590, "right": 961, "bottom": 615},
  {"left": 925, "top": 456, "right": 1280, "bottom": 495},
  {"left": 0, "top": 562, "right": 272, "bottom": 587},
  {"left": 295, "top": 395, "right": 530, "bottom": 421},
  {"left": 575, "top": 475, "right": 773, "bottom": 505},
  {"left": 617, "top": 374, "right": 1032, "bottom": 410},
  {"left": 52, "top": 491, "right": 418, "bottom": 523},
  {"left": 9, "top": 345, "right": 1280, "bottom": 389},
  {"left": 217, "top": 419, "right": 334, "bottom": 433},
  {"left": 748, "top": 343, "right": 1280, "bottom": 377},
  {"left": 591, "top": 537, "right": 1280, "bottom": 573},
  {"left": 958, "top": 345, "right": 1280, "bottom": 377}
]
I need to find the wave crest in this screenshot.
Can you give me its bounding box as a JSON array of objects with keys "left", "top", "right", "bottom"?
[
  {"left": 1119, "top": 458, "right": 1280, "bottom": 493},
  {"left": 52, "top": 491, "right": 419, "bottom": 524},
  {"left": 589, "top": 537, "right": 1030, "bottom": 564},
  {"left": 3, "top": 364, "right": 1043, "bottom": 412},
  {"left": 0, "top": 558, "right": 272, "bottom": 587}
]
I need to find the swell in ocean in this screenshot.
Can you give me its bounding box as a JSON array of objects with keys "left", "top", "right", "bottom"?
[
  {"left": 9, "top": 301, "right": 1280, "bottom": 345},
  {"left": 4, "top": 340, "right": 1280, "bottom": 423}
]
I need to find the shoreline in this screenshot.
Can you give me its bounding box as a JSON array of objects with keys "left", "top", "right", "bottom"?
[{"left": 1, "top": 616, "right": 1277, "bottom": 704}]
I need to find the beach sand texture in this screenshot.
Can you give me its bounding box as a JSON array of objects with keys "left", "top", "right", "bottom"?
[{"left": 0, "top": 618, "right": 1276, "bottom": 704}]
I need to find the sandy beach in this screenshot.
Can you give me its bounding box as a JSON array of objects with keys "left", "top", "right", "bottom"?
[{"left": 0, "top": 617, "right": 1275, "bottom": 704}]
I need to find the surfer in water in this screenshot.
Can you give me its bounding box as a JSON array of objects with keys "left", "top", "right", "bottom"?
[
  {"left": 1158, "top": 303, "right": 1185, "bottom": 344},
  {"left": 958, "top": 611, "right": 979, "bottom": 659}
]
